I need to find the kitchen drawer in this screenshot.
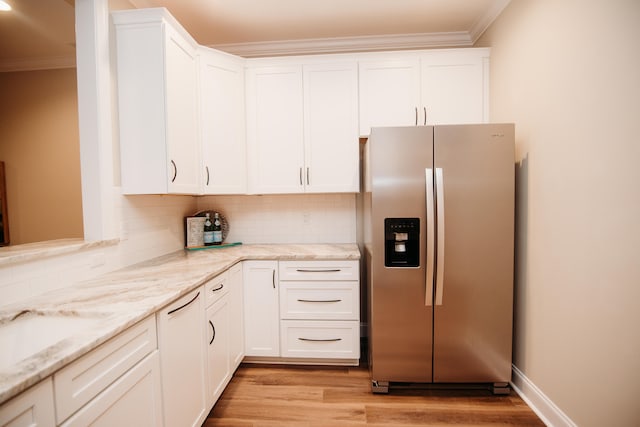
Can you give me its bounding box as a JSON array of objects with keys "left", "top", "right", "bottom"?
[
  {"left": 280, "top": 282, "right": 359, "bottom": 320},
  {"left": 205, "top": 270, "right": 229, "bottom": 307},
  {"left": 280, "top": 320, "right": 359, "bottom": 359},
  {"left": 279, "top": 260, "right": 359, "bottom": 281},
  {"left": 54, "top": 316, "right": 157, "bottom": 424}
]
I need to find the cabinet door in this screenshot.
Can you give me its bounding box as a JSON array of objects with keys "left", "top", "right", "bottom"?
[
  {"left": 243, "top": 261, "right": 280, "bottom": 356},
  {"left": 157, "top": 287, "right": 207, "bottom": 427},
  {"left": 303, "top": 62, "right": 359, "bottom": 193},
  {"left": 0, "top": 378, "right": 54, "bottom": 427},
  {"left": 59, "top": 353, "right": 162, "bottom": 427},
  {"left": 165, "top": 25, "right": 200, "bottom": 194},
  {"left": 228, "top": 262, "right": 245, "bottom": 370},
  {"left": 358, "top": 58, "right": 420, "bottom": 136},
  {"left": 199, "top": 48, "right": 247, "bottom": 194},
  {"left": 420, "top": 51, "right": 487, "bottom": 125},
  {"left": 205, "top": 296, "right": 230, "bottom": 408},
  {"left": 246, "top": 66, "right": 304, "bottom": 194}
]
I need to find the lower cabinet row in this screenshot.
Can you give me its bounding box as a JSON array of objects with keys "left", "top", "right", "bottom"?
[{"left": 0, "top": 259, "right": 359, "bottom": 427}]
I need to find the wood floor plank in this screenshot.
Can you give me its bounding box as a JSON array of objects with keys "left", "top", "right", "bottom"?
[{"left": 204, "top": 363, "right": 545, "bottom": 426}]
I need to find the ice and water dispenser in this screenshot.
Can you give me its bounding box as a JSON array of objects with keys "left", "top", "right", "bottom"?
[{"left": 384, "top": 218, "right": 420, "bottom": 267}]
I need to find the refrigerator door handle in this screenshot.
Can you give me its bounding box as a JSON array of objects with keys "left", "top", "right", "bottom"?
[
  {"left": 425, "top": 168, "right": 435, "bottom": 306},
  {"left": 435, "top": 168, "right": 445, "bottom": 305}
]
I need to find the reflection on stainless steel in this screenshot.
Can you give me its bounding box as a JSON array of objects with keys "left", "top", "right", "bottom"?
[{"left": 364, "top": 124, "right": 515, "bottom": 394}]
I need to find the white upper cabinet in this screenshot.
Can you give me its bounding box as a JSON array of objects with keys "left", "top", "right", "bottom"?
[
  {"left": 358, "top": 48, "right": 489, "bottom": 135},
  {"left": 245, "top": 60, "right": 359, "bottom": 194},
  {"left": 358, "top": 58, "right": 421, "bottom": 135},
  {"left": 199, "top": 48, "right": 247, "bottom": 194},
  {"left": 246, "top": 65, "right": 305, "bottom": 194},
  {"left": 420, "top": 50, "right": 487, "bottom": 125},
  {"left": 303, "top": 62, "right": 359, "bottom": 193},
  {"left": 113, "top": 9, "right": 200, "bottom": 194}
]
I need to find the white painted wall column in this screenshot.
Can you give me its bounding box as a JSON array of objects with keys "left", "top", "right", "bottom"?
[{"left": 75, "top": 0, "right": 117, "bottom": 241}]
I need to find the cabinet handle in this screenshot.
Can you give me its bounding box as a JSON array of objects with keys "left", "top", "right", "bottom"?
[
  {"left": 299, "top": 167, "right": 303, "bottom": 186},
  {"left": 414, "top": 107, "right": 418, "bottom": 126},
  {"left": 205, "top": 166, "right": 210, "bottom": 186},
  {"left": 298, "top": 337, "right": 342, "bottom": 342},
  {"left": 272, "top": 269, "right": 276, "bottom": 289},
  {"left": 306, "top": 167, "right": 310, "bottom": 185},
  {"left": 167, "top": 291, "right": 199, "bottom": 316},
  {"left": 423, "top": 107, "right": 427, "bottom": 125},
  {"left": 297, "top": 299, "right": 342, "bottom": 303},
  {"left": 170, "top": 160, "right": 177, "bottom": 183},
  {"left": 295, "top": 269, "right": 341, "bottom": 273},
  {"left": 209, "top": 320, "right": 216, "bottom": 345},
  {"left": 211, "top": 284, "right": 224, "bottom": 292}
]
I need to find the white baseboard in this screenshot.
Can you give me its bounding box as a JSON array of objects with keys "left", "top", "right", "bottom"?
[{"left": 511, "top": 365, "right": 577, "bottom": 427}]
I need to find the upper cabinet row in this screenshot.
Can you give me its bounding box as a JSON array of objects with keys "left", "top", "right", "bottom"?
[{"left": 112, "top": 8, "right": 488, "bottom": 196}]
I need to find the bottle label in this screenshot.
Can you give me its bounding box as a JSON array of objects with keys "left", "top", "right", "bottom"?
[
  {"left": 213, "top": 230, "right": 223, "bottom": 244},
  {"left": 204, "top": 231, "right": 214, "bottom": 245}
]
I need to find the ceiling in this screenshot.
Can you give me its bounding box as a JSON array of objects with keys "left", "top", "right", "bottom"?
[{"left": 0, "top": 0, "right": 509, "bottom": 72}]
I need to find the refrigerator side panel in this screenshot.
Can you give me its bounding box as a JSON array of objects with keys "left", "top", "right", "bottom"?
[
  {"left": 368, "top": 126, "right": 434, "bottom": 384},
  {"left": 433, "top": 123, "right": 514, "bottom": 383}
]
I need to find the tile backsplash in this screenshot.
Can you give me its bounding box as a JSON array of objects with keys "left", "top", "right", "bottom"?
[{"left": 196, "top": 194, "right": 357, "bottom": 244}]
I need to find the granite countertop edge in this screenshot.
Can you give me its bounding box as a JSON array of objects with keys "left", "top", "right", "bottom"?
[{"left": 0, "top": 243, "right": 360, "bottom": 405}]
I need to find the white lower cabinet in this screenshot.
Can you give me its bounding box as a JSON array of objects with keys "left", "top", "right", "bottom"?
[
  {"left": 157, "top": 287, "right": 207, "bottom": 427},
  {"left": 228, "top": 263, "right": 245, "bottom": 370},
  {"left": 203, "top": 272, "right": 230, "bottom": 408},
  {"left": 243, "top": 261, "right": 280, "bottom": 357},
  {"left": 0, "top": 378, "right": 55, "bottom": 427},
  {"left": 59, "top": 352, "right": 162, "bottom": 427},
  {"left": 278, "top": 260, "right": 360, "bottom": 365}
]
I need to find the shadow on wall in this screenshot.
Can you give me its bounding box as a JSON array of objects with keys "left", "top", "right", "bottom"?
[{"left": 513, "top": 153, "right": 529, "bottom": 370}]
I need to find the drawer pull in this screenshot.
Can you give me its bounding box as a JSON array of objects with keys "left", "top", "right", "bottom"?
[
  {"left": 167, "top": 291, "right": 200, "bottom": 316},
  {"left": 295, "top": 269, "right": 341, "bottom": 273},
  {"left": 297, "top": 299, "right": 342, "bottom": 303},
  {"left": 298, "top": 337, "right": 342, "bottom": 342},
  {"left": 211, "top": 284, "right": 224, "bottom": 292}
]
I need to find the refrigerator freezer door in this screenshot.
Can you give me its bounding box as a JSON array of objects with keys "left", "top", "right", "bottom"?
[
  {"left": 432, "top": 124, "right": 514, "bottom": 383},
  {"left": 369, "top": 126, "right": 434, "bottom": 384}
]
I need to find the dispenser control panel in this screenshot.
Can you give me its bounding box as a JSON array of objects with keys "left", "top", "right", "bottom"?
[{"left": 384, "top": 218, "right": 420, "bottom": 267}]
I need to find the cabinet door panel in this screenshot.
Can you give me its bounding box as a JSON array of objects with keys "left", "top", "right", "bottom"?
[
  {"left": 228, "top": 263, "right": 245, "bottom": 370},
  {"left": 60, "top": 353, "right": 162, "bottom": 427},
  {"left": 246, "top": 66, "right": 304, "bottom": 194},
  {"left": 358, "top": 59, "right": 420, "bottom": 136},
  {"left": 243, "top": 261, "right": 280, "bottom": 356},
  {"left": 200, "top": 49, "right": 247, "bottom": 194},
  {"left": 157, "top": 287, "right": 207, "bottom": 427},
  {"left": 420, "top": 53, "right": 486, "bottom": 125},
  {"left": 205, "top": 296, "right": 230, "bottom": 407},
  {"left": 165, "top": 26, "right": 200, "bottom": 193},
  {"left": 0, "top": 379, "right": 54, "bottom": 427},
  {"left": 303, "top": 63, "right": 359, "bottom": 193}
]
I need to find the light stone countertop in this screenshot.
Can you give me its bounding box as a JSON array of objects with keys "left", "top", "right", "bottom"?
[
  {"left": 0, "top": 243, "right": 360, "bottom": 405},
  {"left": 0, "top": 238, "right": 120, "bottom": 267}
]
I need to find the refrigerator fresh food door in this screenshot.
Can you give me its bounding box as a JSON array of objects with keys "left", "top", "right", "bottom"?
[
  {"left": 369, "top": 126, "right": 434, "bottom": 384},
  {"left": 432, "top": 124, "right": 514, "bottom": 383}
]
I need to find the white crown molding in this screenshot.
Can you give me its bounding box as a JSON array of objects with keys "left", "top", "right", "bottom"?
[
  {"left": 469, "top": 0, "right": 511, "bottom": 43},
  {"left": 0, "top": 55, "right": 76, "bottom": 72},
  {"left": 209, "top": 31, "right": 474, "bottom": 58}
]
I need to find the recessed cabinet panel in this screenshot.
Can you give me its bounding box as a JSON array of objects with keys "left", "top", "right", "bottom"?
[
  {"left": 243, "top": 261, "right": 280, "bottom": 356},
  {"left": 199, "top": 48, "right": 247, "bottom": 194},
  {"left": 113, "top": 9, "right": 200, "bottom": 195},
  {"left": 421, "top": 53, "right": 485, "bottom": 125},
  {"left": 303, "top": 63, "right": 359, "bottom": 193},
  {"left": 246, "top": 66, "right": 305, "bottom": 194},
  {"left": 358, "top": 58, "right": 421, "bottom": 135}
]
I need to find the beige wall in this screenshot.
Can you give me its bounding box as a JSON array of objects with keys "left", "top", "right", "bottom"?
[
  {"left": 0, "top": 69, "right": 84, "bottom": 245},
  {"left": 478, "top": 1, "right": 640, "bottom": 426}
]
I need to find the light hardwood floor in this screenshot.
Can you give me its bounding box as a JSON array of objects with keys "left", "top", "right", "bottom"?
[{"left": 203, "top": 363, "right": 545, "bottom": 426}]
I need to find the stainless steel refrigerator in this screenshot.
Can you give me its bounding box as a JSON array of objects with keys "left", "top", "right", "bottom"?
[{"left": 363, "top": 124, "right": 514, "bottom": 394}]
